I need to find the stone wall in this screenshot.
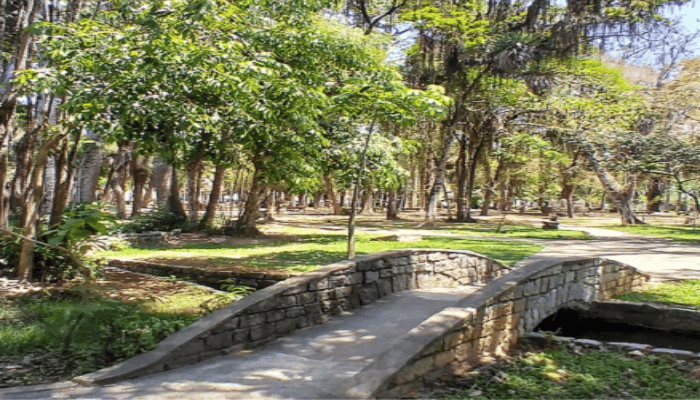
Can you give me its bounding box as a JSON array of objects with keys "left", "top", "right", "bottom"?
[
  {"left": 330, "top": 257, "right": 649, "bottom": 399},
  {"left": 79, "top": 249, "right": 509, "bottom": 385},
  {"left": 108, "top": 259, "right": 294, "bottom": 290}
]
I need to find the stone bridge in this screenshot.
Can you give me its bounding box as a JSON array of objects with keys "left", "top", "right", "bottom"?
[{"left": 3, "top": 249, "right": 648, "bottom": 399}]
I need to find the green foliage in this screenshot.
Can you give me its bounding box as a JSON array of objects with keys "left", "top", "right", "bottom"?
[
  {"left": 0, "top": 297, "right": 196, "bottom": 378},
  {"left": 615, "top": 279, "right": 700, "bottom": 309},
  {"left": 0, "top": 231, "right": 94, "bottom": 283},
  {"left": 434, "top": 345, "right": 700, "bottom": 399},
  {"left": 117, "top": 207, "right": 187, "bottom": 234},
  {"left": 44, "top": 203, "right": 116, "bottom": 252}
]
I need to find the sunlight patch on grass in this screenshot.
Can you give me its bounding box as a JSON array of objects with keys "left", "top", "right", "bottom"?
[
  {"left": 602, "top": 224, "right": 700, "bottom": 243},
  {"left": 615, "top": 280, "right": 700, "bottom": 309},
  {"left": 434, "top": 346, "right": 700, "bottom": 399},
  {"left": 98, "top": 232, "right": 542, "bottom": 271}
]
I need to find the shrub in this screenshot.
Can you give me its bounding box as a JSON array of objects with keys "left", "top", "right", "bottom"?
[
  {"left": 117, "top": 207, "right": 187, "bottom": 234},
  {"left": 0, "top": 203, "right": 114, "bottom": 282}
]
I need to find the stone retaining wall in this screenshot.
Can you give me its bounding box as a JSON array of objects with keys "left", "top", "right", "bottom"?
[
  {"left": 79, "top": 249, "right": 509, "bottom": 385},
  {"left": 108, "top": 259, "right": 295, "bottom": 290},
  {"left": 331, "top": 257, "right": 650, "bottom": 399}
]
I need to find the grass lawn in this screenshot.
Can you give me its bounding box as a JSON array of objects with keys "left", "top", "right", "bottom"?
[
  {"left": 437, "top": 222, "right": 588, "bottom": 240},
  {"left": 600, "top": 224, "right": 700, "bottom": 243},
  {"left": 615, "top": 279, "right": 700, "bottom": 310},
  {"left": 0, "top": 272, "right": 243, "bottom": 387},
  {"left": 98, "top": 229, "right": 543, "bottom": 272},
  {"left": 430, "top": 343, "right": 700, "bottom": 399}
]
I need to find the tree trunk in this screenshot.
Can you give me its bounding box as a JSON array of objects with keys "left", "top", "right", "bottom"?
[
  {"left": 386, "top": 189, "right": 399, "bottom": 220},
  {"left": 130, "top": 153, "right": 149, "bottom": 217},
  {"left": 151, "top": 156, "right": 171, "bottom": 207},
  {"left": 584, "top": 146, "right": 644, "bottom": 225},
  {"left": 236, "top": 157, "right": 264, "bottom": 236},
  {"left": 73, "top": 140, "right": 102, "bottom": 204},
  {"left": 186, "top": 159, "right": 202, "bottom": 225},
  {"left": 199, "top": 164, "right": 225, "bottom": 229},
  {"left": 0, "top": 125, "right": 10, "bottom": 229},
  {"left": 324, "top": 175, "right": 342, "bottom": 215},
  {"left": 17, "top": 130, "right": 67, "bottom": 281},
  {"left": 166, "top": 166, "right": 186, "bottom": 219},
  {"left": 456, "top": 134, "right": 468, "bottom": 221},
  {"left": 426, "top": 124, "right": 455, "bottom": 221},
  {"left": 359, "top": 189, "right": 374, "bottom": 214},
  {"left": 646, "top": 176, "right": 665, "bottom": 212},
  {"left": 480, "top": 151, "right": 493, "bottom": 216}
]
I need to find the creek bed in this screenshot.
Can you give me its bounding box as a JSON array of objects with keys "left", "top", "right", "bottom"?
[{"left": 536, "top": 306, "right": 700, "bottom": 353}]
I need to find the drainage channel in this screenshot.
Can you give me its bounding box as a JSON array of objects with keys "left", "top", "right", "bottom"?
[{"left": 535, "top": 307, "right": 700, "bottom": 353}]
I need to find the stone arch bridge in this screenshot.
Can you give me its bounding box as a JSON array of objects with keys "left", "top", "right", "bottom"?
[{"left": 3, "top": 249, "right": 647, "bottom": 399}]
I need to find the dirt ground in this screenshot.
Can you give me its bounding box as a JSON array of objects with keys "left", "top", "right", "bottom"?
[{"left": 0, "top": 268, "right": 209, "bottom": 302}]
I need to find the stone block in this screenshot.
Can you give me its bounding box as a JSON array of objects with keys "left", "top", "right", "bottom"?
[
  {"left": 422, "top": 339, "right": 444, "bottom": 356},
  {"left": 377, "top": 279, "right": 392, "bottom": 297},
  {"left": 394, "top": 257, "right": 409, "bottom": 266},
  {"left": 304, "top": 303, "right": 322, "bottom": 315},
  {"left": 357, "top": 285, "right": 378, "bottom": 305},
  {"left": 379, "top": 268, "right": 393, "bottom": 278},
  {"left": 393, "top": 274, "right": 408, "bottom": 292},
  {"left": 403, "top": 356, "right": 433, "bottom": 381},
  {"left": 286, "top": 306, "right": 306, "bottom": 318},
  {"left": 513, "top": 299, "right": 526, "bottom": 314},
  {"left": 434, "top": 351, "right": 455, "bottom": 367},
  {"left": 574, "top": 338, "right": 602, "bottom": 347},
  {"left": 416, "top": 272, "right": 432, "bottom": 288},
  {"left": 356, "top": 261, "right": 373, "bottom": 271},
  {"left": 443, "top": 331, "right": 463, "bottom": 350},
  {"left": 334, "top": 286, "right": 353, "bottom": 299},
  {"left": 309, "top": 279, "right": 330, "bottom": 291},
  {"left": 428, "top": 253, "right": 447, "bottom": 262},
  {"left": 282, "top": 286, "right": 303, "bottom": 295},
  {"left": 266, "top": 310, "right": 285, "bottom": 322},
  {"left": 213, "top": 317, "right": 239, "bottom": 333},
  {"left": 407, "top": 276, "right": 419, "bottom": 290},
  {"left": 365, "top": 271, "right": 379, "bottom": 283},
  {"left": 275, "top": 318, "right": 299, "bottom": 334},
  {"left": 321, "top": 300, "right": 339, "bottom": 313},
  {"left": 329, "top": 275, "right": 350, "bottom": 287},
  {"left": 205, "top": 332, "right": 232, "bottom": 349},
  {"left": 277, "top": 295, "right": 297, "bottom": 308},
  {"left": 249, "top": 297, "right": 277, "bottom": 313},
  {"left": 337, "top": 298, "right": 352, "bottom": 311},
  {"left": 523, "top": 281, "right": 540, "bottom": 296},
  {"left": 650, "top": 348, "right": 697, "bottom": 359},
  {"left": 316, "top": 290, "right": 332, "bottom": 301},
  {"left": 249, "top": 324, "right": 274, "bottom": 341},
  {"left": 233, "top": 328, "right": 250, "bottom": 343},
  {"left": 299, "top": 292, "right": 316, "bottom": 304},
  {"left": 350, "top": 272, "right": 364, "bottom": 284},
  {"left": 240, "top": 313, "right": 266, "bottom": 328}
]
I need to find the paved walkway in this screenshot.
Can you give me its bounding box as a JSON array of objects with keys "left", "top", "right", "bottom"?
[
  {"left": 520, "top": 226, "right": 700, "bottom": 281},
  {"left": 3, "top": 224, "right": 699, "bottom": 399}
]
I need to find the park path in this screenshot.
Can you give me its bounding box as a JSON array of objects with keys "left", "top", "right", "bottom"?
[
  {"left": 286, "top": 221, "right": 700, "bottom": 281},
  {"left": 3, "top": 223, "right": 699, "bottom": 399}
]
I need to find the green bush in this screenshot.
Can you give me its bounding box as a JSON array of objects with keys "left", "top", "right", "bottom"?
[
  {"left": 0, "top": 297, "right": 196, "bottom": 377},
  {"left": 117, "top": 207, "right": 187, "bottom": 234},
  {"left": 0, "top": 203, "right": 114, "bottom": 281}
]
